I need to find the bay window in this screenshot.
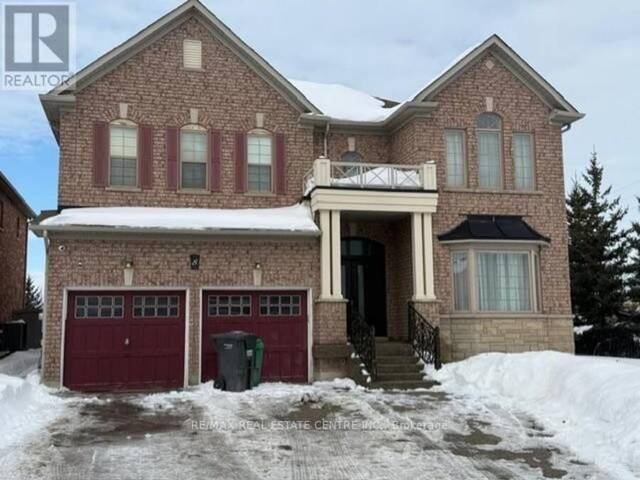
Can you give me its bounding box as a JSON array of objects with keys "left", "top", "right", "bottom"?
[{"left": 451, "top": 247, "right": 540, "bottom": 313}]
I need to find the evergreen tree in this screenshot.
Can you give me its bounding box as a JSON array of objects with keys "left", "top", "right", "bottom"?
[
  {"left": 628, "top": 197, "right": 640, "bottom": 305},
  {"left": 566, "top": 152, "right": 629, "bottom": 326},
  {"left": 24, "top": 275, "right": 43, "bottom": 311}
]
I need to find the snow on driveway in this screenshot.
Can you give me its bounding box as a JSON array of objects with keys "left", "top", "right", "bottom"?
[{"left": 3, "top": 379, "right": 606, "bottom": 480}]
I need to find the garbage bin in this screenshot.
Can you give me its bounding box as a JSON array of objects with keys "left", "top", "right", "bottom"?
[
  {"left": 211, "top": 331, "right": 257, "bottom": 392},
  {"left": 250, "top": 338, "right": 264, "bottom": 388}
]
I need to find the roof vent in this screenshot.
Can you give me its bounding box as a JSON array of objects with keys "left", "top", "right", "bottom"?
[{"left": 183, "top": 39, "right": 202, "bottom": 69}]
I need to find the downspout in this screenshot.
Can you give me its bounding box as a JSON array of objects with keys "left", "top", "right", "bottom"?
[
  {"left": 323, "top": 120, "right": 330, "bottom": 157},
  {"left": 41, "top": 230, "right": 50, "bottom": 379}
]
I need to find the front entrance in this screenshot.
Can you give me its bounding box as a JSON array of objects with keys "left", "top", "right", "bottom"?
[{"left": 341, "top": 238, "right": 387, "bottom": 336}]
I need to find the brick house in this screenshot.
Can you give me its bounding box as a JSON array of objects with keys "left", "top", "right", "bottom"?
[
  {"left": 31, "top": 0, "right": 583, "bottom": 391},
  {"left": 0, "top": 171, "right": 34, "bottom": 323}
]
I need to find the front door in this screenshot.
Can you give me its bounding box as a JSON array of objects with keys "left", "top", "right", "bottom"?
[{"left": 341, "top": 238, "right": 387, "bottom": 336}]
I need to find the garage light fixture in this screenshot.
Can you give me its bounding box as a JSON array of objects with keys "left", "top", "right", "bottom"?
[
  {"left": 253, "top": 262, "right": 262, "bottom": 287},
  {"left": 123, "top": 258, "right": 134, "bottom": 286}
]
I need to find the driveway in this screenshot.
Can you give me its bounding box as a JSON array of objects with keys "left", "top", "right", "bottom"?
[{"left": 4, "top": 381, "right": 604, "bottom": 480}]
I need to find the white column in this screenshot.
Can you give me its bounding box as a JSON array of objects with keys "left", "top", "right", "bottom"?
[
  {"left": 422, "top": 213, "right": 436, "bottom": 300},
  {"left": 319, "top": 210, "right": 331, "bottom": 299},
  {"left": 411, "top": 212, "right": 425, "bottom": 300},
  {"left": 330, "top": 210, "right": 342, "bottom": 298}
]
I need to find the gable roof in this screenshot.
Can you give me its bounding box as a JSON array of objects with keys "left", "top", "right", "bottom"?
[
  {"left": 41, "top": 0, "right": 320, "bottom": 141},
  {"left": 0, "top": 171, "right": 35, "bottom": 219},
  {"left": 411, "top": 34, "right": 584, "bottom": 122}
]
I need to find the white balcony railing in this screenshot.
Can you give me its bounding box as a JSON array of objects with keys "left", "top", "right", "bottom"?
[{"left": 303, "top": 158, "right": 436, "bottom": 195}]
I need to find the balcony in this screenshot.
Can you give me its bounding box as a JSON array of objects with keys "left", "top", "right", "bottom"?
[
  {"left": 304, "top": 158, "right": 437, "bottom": 195},
  {"left": 304, "top": 157, "right": 438, "bottom": 216}
]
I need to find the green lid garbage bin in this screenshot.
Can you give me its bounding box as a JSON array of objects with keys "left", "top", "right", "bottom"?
[{"left": 250, "top": 338, "right": 264, "bottom": 388}]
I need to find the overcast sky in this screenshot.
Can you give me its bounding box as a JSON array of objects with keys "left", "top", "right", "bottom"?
[{"left": 1, "top": 0, "right": 639, "bottom": 290}]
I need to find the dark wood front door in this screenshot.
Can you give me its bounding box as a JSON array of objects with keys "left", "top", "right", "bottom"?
[{"left": 342, "top": 238, "right": 387, "bottom": 336}]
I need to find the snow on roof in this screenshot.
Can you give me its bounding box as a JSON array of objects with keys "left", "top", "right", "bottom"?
[
  {"left": 39, "top": 204, "right": 319, "bottom": 234},
  {"left": 290, "top": 79, "right": 401, "bottom": 122}
]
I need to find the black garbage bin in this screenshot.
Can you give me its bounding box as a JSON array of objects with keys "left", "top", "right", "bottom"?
[{"left": 211, "top": 331, "right": 258, "bottom": 392}]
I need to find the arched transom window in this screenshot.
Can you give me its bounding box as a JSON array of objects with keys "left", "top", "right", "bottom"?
[{"left": 476, "top": 113, "right": 502, "bottom": 189}]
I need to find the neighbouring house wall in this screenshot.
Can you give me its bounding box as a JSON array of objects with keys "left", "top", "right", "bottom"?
[
  {"left": 58, "top": 17, "right": 314, "bottom": 209},
  {"left": 0, "top": 190, "right": 28, "bottom": 322},
  {"left": 391, "top": 52, "right": 572, "bottom": 322},
  {"left": 43, "top": 236, "right": 321, "bottom": 386}
]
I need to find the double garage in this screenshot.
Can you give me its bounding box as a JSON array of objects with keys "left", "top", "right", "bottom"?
[{"left": 63, "top": 289, "right": 309, "bottom": 391}]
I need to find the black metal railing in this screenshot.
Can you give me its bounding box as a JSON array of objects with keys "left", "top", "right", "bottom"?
[
  {"left": 408, "top": 303, "right": 441, "bottom": 370},
  {"left": 348, "top": 306, "right": 377, "bottom": 379}
]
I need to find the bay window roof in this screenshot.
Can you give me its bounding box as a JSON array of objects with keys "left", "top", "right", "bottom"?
[{"left": 438, "top": 215, "right": 549, "bottom": 243}]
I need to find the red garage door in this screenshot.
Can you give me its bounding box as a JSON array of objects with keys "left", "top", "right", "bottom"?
[
  {"left": 64, "top": 291, "right": 185, "bottom": 392},
  {"left": 202, "top": 290, "right": 308, "bottom": 383}
]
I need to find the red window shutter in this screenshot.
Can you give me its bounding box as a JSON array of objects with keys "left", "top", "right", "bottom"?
[
  {"left": 93, "top": 121, "right": 109, "bottom": 187},
  {"left": 234, "top": 132, "right": 246, "bottom": 193},
  {"left": 209, "top": 130, "right": 222, "bottom": 192},
  {"left": 139, "top": 125, "right": 154, "bottom": 189},
  {"left": 275, "top": 133, "right": 286, "bottom": 194},
  {"left": 166, "top": 127, "right": 179, "bottom": 190}
]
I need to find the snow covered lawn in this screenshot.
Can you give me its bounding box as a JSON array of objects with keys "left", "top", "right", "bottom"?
[
  {"left": 3, "top": 377, "right": 607, "bottom": 479},
  {"left": 432, "top": 351, "right": 640, "bottom": 480}
]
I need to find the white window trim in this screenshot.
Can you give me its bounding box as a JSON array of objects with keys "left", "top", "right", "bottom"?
[
  {"left": 513, "top": 132, "right": 536, "bottom": 191},
  {"left": 179, "top": 125, "right": 208, "bottom": 191},
  {"left": 247, "top": 129, "right": 274, "bottom": 194},
  {"left": 109, "top": 119, "right": 138, "bottom": 189},
  {"left": 444, "top": 128, "right": 467, "bottom": 188},
  {"left": 450, "top": 243, "right": 541, "bottom": 314}
]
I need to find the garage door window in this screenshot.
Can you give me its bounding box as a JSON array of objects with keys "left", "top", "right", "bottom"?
[
  {"left": 75, "top": 296, "right": 124, "bottom": 318},
  {"left": 260, "top": 295, "right": 301, "bottom": 315},
  {"left": 208, "top": 295, "right": 251, "bottom": 316},
  {"left": 133, "top": 296, "right": 179, "bottom": 317}
]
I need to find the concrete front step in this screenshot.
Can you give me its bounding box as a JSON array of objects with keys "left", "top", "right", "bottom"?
[
  {"left": 370, "top": 379, "right": 438, "bottom": 390},
  {"left": 375, "top": 342, "right": 413, "bottom": 356},
  {"left": 376, "top": 355, "right": 419, "bottom": 365},
  {"left": 377, "top": 363, "right": 422, "bottom": 374},
  {"left": 376, "top": 372, "right": 424, "bottom": 382}
]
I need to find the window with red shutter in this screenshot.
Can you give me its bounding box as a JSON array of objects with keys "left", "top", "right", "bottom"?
[
  {"left": 209, "top": 130, "right": 222, "bottom": 192},
  {"left": 275, "top": 133, "right": 286, "bottom": 194},
  {"left": 234, "top": 132, "right": 247, "bottom": 193},
  {"left": 93, "top": 121, "right": 109, "bottom": 187},
  {"left": 166, "top": 127, "right": 179, "bottom": 190}
]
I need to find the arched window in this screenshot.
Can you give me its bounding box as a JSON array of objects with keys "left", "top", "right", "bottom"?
[
  {"left": 247, "top": 129, "right": 272, "bottom": 193},
  {"left": 340, "top": 151, "right": 363, "bottom": 163},
  {"left": 180, "top": 124, "right": 207, "bottom": 190},
  {"left": 109, "top": 119, "right": 137, "bottom": 187},
  {"left": 476, "top": 113, "right": 502, "bottom": 188}
]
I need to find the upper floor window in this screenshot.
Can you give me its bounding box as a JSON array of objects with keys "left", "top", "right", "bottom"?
[
  {"left": 180, "top": 125, "right": 207, "bottom": 190},
  {"left": 445, "top": 130, "right": 466, "bottom": 187},
  {"left": 514, "top": 133, "right": 534, "bottom": 190},
  {"left": 247, "top": 131, "right": 272, "bottom": 193},
  {"left": 183, "top": 39, "right": 202, "bottom": 69},
  {"left": 340, "top": 151, "right": 363, "bottom": 163},
  {"left": 476, "top": 113, "right": 502, "bottom": 189},
  {"left": 109, "top": 120, "right": 137, "bottom": 187}
]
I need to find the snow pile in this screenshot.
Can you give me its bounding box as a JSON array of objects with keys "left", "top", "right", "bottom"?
[
  {"left": 291, "top": 79, "right": 401, "bottom": 122},
  {"left": 0, "top": 372, "right": 65, "bottom": 450},
  {"left": 39, "top": 203, "right": 319, "bottom": 233},
  {"left": 432, "top": 352, "right": 640, "bottom": 479},
  {"left": 573, "top": 325, "right": 593, "bottom": 335},
  {"left": 0, "top": 350, "right": 41, "bottom": 377}
]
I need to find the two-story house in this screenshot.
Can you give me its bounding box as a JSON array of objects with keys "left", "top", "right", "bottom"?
[
  {"left": 31, "top": 0, "right": 583, "bottom": 391},
  {"left": 0, "top": 171, "right": 34, "bottom": 324}
]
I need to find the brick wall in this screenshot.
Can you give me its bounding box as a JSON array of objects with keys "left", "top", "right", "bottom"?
[
  {"left": 390, "top": 53, "right": 572, "bottom": 319},
  {"left": 58, "top": 17, "right": 314, "bottom": 209},
  {"left": 43, "top": 236, "right": 320, "bottom": 386},
  {"left": 0, "top": 190, "right": 28, "bottom": 322}
]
